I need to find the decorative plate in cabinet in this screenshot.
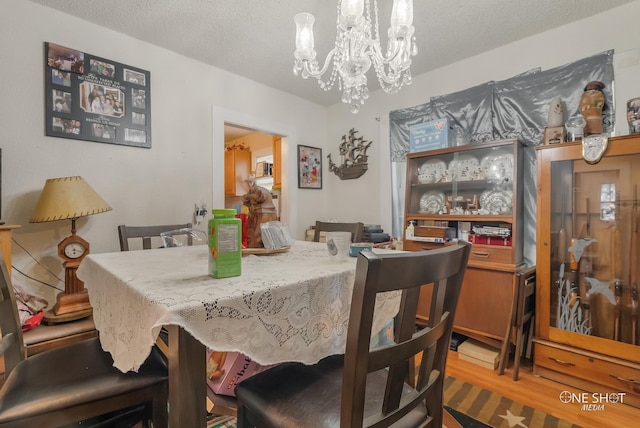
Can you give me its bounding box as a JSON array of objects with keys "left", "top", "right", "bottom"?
[{"left": 419, "top": 191, "right": 446, "bottom": 214}]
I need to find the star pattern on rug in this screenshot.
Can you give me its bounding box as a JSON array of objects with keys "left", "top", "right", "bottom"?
[{"left": 498, "top": 409, "right": 528, "bottom": 428}]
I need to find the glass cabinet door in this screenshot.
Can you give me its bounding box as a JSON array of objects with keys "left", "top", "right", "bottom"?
[
  {"left": 549, "top": 153, "right": 639, "bottom": 346},
  {"left": 407, "top": 143, "right": 516, "bottom": 217},
  {"left": 405, "top": 139, "right": 523, "bottom": 265}
]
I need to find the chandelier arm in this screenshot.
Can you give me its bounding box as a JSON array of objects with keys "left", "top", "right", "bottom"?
[
  {"left": 371, "top": 36, "right": 410, "bottom": 66},
  {"left": 365, "top": 47, "right": 404, "bottom": 87},
  {"left": 302, "top": 48, "right": 338, "bottom": 79}
]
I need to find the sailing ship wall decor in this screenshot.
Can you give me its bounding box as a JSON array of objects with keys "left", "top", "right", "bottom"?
[{"left": 327, "top": 128, "right": 373, "bottom": 180}]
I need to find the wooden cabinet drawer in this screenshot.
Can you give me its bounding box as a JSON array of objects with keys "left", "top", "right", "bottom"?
[
  {"left": 469, "top": 244, "right": 512, "bottom": 264},
  {"left": 535, "top": 342, "right": 640, "bottom": 395}
]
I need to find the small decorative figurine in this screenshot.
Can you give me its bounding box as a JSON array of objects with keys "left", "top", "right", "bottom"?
[
  {"left": 242, "top": 180, "right": 279, "bottom": 248},
  {"left": 547, "top": 96, "right": 564, "bottom": 127},
  {"left": 565, "top": 115, "right": 587, "bottom": 142},
  {"left": 579, "top": 81, "right": 605, "bottom": 136},
  {"left": 627, "top": 97, "right": 640, "bottom": 134}
]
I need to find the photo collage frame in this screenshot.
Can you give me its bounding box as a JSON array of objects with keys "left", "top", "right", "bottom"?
[{"left": 45, "top": 42, "right": 152, "bottom": 148}]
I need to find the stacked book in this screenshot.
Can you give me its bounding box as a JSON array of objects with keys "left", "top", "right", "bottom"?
[
  {"left": 467, "top": 235, "right": 512, "bottom": 246},
  {"left": 468, "top": 224, "right": 512, "bottom": 246},
  {"left": 471, "top": 225, "right": 511, "bottom": 237}
]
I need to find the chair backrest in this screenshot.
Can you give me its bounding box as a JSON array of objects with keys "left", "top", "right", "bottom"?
[
  {"left": 0, "top": 250, "right": 26, "bottom": 376},
  {"left": 313, "top": 221, "right": 364, "bottom": 243},
  {"left": 342, "top": 241, "right": 470, "bottom": 427},
  {"left": 516, "top": 267, "right": 536, "bottom": 326},
  {"left": 118, "top": 223, "right": 192, "bottom": 251}
]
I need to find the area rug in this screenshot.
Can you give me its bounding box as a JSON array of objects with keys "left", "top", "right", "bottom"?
[
  {"left": 443, "top": 376, "right": 581, "bottom": 428},
  {"left": 208, "top": 376, "right": 581, "bottom": 428}
]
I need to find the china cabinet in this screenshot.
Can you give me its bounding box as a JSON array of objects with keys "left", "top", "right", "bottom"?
[
  {"left": 224, "top": 149, "right": 251, "bottom": 196},
  {"left": 534, "top": 135, "right": 640, "bottom": 407},
  {"left": 404, "top": 139, "right": 529, "bottom": 347}
]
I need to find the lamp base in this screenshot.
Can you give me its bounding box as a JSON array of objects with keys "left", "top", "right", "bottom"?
[{"left": 52, "top": 289, "right": 92, "bottom": 315}]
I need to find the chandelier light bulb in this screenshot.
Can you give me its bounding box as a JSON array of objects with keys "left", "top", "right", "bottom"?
[
  {"left": 340, "top": 0, "right": 364, "bottom": 25},
  {"left": 293, "top": 0, "right": 416, "bottom": 113},
  {"left": 294, "top": 13, "right": 316, "bottom": 61},
  {"left": 341, "top": 0, "right": 364, "bottom": 18},
  {"left": 391, "top": 0, "right": 413, "bottom": 28}
]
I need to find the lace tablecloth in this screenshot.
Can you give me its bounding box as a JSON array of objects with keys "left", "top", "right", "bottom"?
[{"left": 78, "top": 240, "right": 399, "bottom": 372}]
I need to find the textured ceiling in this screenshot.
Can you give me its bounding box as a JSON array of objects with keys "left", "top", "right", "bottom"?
[{"left": 28, "top": 0, "right": 635, "bottom": 108}]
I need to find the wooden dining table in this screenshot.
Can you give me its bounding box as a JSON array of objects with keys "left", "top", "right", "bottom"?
[{"left": 77, "top": 240, "right": 399, "bottom": 427}]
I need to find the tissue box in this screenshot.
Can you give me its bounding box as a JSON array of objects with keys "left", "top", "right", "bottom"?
[
  {"left": 409, "top": 119, "right": 451, "bottom": 153},
  {"left": 349, "top": 242, "right": 374, "bottom": 257},
  {"left": 206, "top": 350, "right": 274, "bottom": 397}
]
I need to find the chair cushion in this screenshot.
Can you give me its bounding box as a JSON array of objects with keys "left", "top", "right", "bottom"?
[
  {"left": 0, "top": 337, "right": 167, "bottom": 424},
  {"left": 23, "top": 317, "right": 95, "bottom": 345},
  {"left": 235, "top": 355, "right": 429, "bottom": 428}
]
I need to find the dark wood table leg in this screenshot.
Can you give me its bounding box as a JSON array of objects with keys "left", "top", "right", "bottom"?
[{"left": 167, "top": 325, "right": 207, "bottom": 427}]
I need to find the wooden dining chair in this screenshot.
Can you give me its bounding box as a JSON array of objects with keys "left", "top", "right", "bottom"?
[
  {"left": 118, "top": 223, "right": 198, "bottom": 358},
  {"left": 498, "top": 266, "right": 536, "bottom": 380},
  {"left": 0, "top": 252, "right": 168, "bottom": 427},
  {"left": 235, "top": 241, "right": 471, "bottom": 428},
  {"left": 312, "top": 221, "right": 364, "bottom": 243},
  {"left": 118, "top": 223, "right": 192, "bottom": 251}
]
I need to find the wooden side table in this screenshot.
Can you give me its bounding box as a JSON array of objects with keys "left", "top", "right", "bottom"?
[
  {"left": 0, "top": 224, "right": 96, "bottom": 373},
  {"left": 23, "top": 317, "right": 97, "bottom": 356}
]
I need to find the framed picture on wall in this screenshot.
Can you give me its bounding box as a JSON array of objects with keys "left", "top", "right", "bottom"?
[
  {"left": 44, "top": 42, "right": 152, "bottom": 148},
  {"left": 297, "top": 145, "right": 322, "bottom": 189}
]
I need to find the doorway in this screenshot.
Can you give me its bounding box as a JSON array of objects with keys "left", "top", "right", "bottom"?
[{"left": 224, "top": 123, "right": 283, "bottom": 219}]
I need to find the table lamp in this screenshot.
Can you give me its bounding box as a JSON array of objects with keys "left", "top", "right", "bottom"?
[{"left": 30, "top": 176, "right": 112, "bottom": 322}]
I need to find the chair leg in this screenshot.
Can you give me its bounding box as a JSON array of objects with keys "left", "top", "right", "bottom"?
[
  {"left": 498, "top": 323, "right": 513, "bottom": 375},
  {"left": 151, "top": 384, "right": 168, "bottom": 428},
  {"left": 498, "top": 282, "right": 518, "bottom": 376},
  {"left": 236, "top": 403, "right": 248, "bottom": 428},
  {"left": 512, "top": 326, "right": 524, "bottom": 381},
  {"left": 525, "top": 315, "right": 535, "bottom": 359}
]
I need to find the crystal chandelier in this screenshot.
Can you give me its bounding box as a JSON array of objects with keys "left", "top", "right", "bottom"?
[{"left": 294, "top": 0, "right": 416, "bottom": 113}]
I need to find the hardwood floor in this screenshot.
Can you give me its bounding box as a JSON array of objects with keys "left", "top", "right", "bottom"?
[
  {"left": 5, "top": 349, "right": 636, "bottom": 427},
  {"left": 446, "top": 350, "right": 639, "bottom": 427}
]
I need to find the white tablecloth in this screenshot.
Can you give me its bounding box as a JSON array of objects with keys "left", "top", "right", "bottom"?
[{"left": 78, "top": 240, "right": 399, "bottom": 372}]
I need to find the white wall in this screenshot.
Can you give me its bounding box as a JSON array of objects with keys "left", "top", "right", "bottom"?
[
  {"left": 2, "top": 0, "right": 329, "bottom": 301},
  {"left": 4, "top": 0, "right": 640, "bottom": 303},
  {"left": 325, "top": 1, "right": 640, "bottom": 236}
]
